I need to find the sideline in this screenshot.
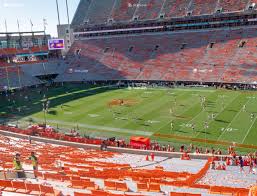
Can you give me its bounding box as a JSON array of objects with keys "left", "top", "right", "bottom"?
[{"left": 0, "top": 129, "right": 228, "bottom": 160}]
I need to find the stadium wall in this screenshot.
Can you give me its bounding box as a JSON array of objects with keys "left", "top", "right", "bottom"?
[{"left": 0, "top": 129, "right": 229, "bottom": 160}]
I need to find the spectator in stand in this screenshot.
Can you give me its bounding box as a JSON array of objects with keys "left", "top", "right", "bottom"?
[
  {"left": 150, "top": 153, "right": 155, "bottom": 161},
  {"left": 249, "top": 180, "right": 257, "bottom": 196},
  {"left": 211, "top": 161, "right": 216, "bottom": 170},
  {"left": 216, "top": 162, "right": 222, "bottom": 170},
  {"left": 181, "top": 151, "right": 191, "bottom": 160},
  {"left": 190, "top": 143, "right": 194, "bottom": 151},
  {"left": 239, "top": 156, "right": 244, "bottom": 173},
  {"left": 226, "top": 157, "right": 231, "bottom": 166},
  {"left": 249, "top": 157, "right": 253, "bottom": 174},
  {"left": 221, "top": 163, "right": 226, "bottom": 170},
  {"left": 13, "top": 153, "right": 24, "bottom": 178},
  {"left": 28, "top": 152, "right": 38, "bottom": 175},
  {"left": 180, "top": 145, "right": 184, "bottom": 152},
  {"left": 167, "top": 144, "right": 171, "bottom": 152}
]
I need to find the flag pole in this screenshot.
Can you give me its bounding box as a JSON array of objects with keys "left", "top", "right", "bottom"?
[
  {"left": 65, "top": 0, "right": 70, "bottom": 25},
  {"left": 17, "top": 19, "right": 20, "bottom": 32},
  {"left": 5, "top": 19, "right": 8, "bottom": 33},
  {"left": 43, "top": 18, "right": 47, "bottom": 34},
  {"left": 30, "top": 19, "right": 33, "bottom": 32},
  {"left": 56, "top": 0, "right": 61, "bottom": 25}
]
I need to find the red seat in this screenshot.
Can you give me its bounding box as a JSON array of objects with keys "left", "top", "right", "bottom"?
[
  {"left": 12, "top": 181, "right": 30, "bottom": 194},
  {"left": 40, "top": 185, "right": 61, "bottom": 196},
  {"left": 26, "top": 183, "right": 41, "bottom": 195},
  {"left": 0, "top": 180, "right": 16, "bottom": 192}
]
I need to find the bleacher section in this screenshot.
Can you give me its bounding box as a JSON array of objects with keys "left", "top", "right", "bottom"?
[
  {"left": 0, "top": 46, "right": 48, "bottom": 56},
  {"left": 71, "top": 0, "right": 257, "bottom": 27},
  {"left": 57, "top": 26, "right": 257, "bottom": 84},
  {"left": 19, "top": 60, "right": 69, "bottom": 77},
  {"left": 134, "top": 0, "right": 166, "bottom": 21},
  {"left": 86, "top": 0, "right": 116, "bottom": 24},
  {"left": 72, "top": 0, "right": 93, "bottom": 26},
  {"left": 0, "top": 66, "right": 42, "bottom": 90},
  {"left": 0, "top": 59, "right": 69, "bottom": 90},
  {"left": 0, "top": 132, "right": 254, "bottom": 196}
]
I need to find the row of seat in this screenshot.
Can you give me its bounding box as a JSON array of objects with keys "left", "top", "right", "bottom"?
[
  {"left": 0, "top": 46, "right": 48, "bottom": 56},
  {"left": 0, "top": 180, "right": 61, "bottom": 196},
  {"left": 63, "top": 27, "right": 257, "bottom": 83},
  {"left": 72, "top": 0, "right": 256, "bottom": 25},
  {"left": 0, "top": 131, "right": 252, "bottom": 195}
]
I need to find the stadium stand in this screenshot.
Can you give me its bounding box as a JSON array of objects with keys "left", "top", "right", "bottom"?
[
  {"left": 71, "top": 0, "right": 257, "bottom": 27},
  {"left": 0, "top": 128, "right": 255, "bottom": 195},
  {"left": 162, "top": 0, "right": 192, "bottom": 18},
  {"left": 86, "top": 0, "right": 116, "bottom": 24},
  {"left": 133, "top": 0, "right": 166, "bottom": 20},
  {"left": 190, "top": 0, "right": 218, "bottom": 16},
  {"left": 1, "top": 1, "right": 257, "bottom": 195},
  {"left": 72, "top": 0, "right": 93, "bottom": 26},
  {"left": 58, "top": 26, "right": 257, "bottom": 84},
  {"left": 111, "top": 0, "right": 141, "bottom": 22}
]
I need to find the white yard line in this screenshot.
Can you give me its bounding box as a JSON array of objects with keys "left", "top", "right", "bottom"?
[
  {"left": 22, "top": 117, "right": 152, "bottom": 136},
  {"left": 119, "top": 91, "right": 188, "bottom": 130},
  {"left": 194, "top": 93, "right": 240, "bottom": 138},
  {"left": 155, "top": 95, "right": 203, "bottom": 133},
  {"left": 217, "top": 98, "right": 251, "bottom": 141},
  {"left": 241, "top": 116, "right": 257, "bottom": 144}
]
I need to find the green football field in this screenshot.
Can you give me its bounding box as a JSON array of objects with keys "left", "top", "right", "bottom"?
[{"left": 1, "top": 84, "right": 257, "bottom": 152}]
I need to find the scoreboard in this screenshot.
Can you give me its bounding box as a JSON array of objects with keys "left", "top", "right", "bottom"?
[{"left": 48, "top": 39, "right": 65, "bottom": 50}]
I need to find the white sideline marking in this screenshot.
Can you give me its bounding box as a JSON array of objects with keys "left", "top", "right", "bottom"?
[
  {"left": 23, "top": 117, "right": 152, "bottom": 136},
  {"left": 241, "top": 116, "right": 257, "bottom": 144},
  {"left": 194, "top": 93, "right": 240, "bottom": 138},
  {"left": 156, "top": 94, "right": 202, "bottom": 132},
  {"left": 217, "top": 98, "right": 251, "bottom": 141}
]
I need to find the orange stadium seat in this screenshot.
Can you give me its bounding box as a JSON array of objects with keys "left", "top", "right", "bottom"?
[
  {"left": 12, "top": 181, "right": 30, "bottom": 194},
  {"left": 26, "top": 183, "right": 41, "bottom": 195},
  {"left": 137, "top": 183, "right": 148, "bottom": 192},
  {"left": 40, "top": 185, "right": 61, "bottom": 196},
  {"left": 0, "top": 180, "right": 16, "bottom": 192}
]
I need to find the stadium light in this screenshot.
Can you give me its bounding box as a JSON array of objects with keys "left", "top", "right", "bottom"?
[{"left": 42, "top": 99, "right": 50, "bottom": 126}]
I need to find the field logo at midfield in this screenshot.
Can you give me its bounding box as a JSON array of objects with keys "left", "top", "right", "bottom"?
[{"left": 108, "top": 99, "right": 139, "bottom": 107}]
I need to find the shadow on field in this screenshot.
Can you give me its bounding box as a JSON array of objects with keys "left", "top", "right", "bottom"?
[
  {"left": 196, "top": 131, "right": 211, "bottom": 134},
  {"left": 175, "top": 130, "right": 187, "bottom": 133},
  {"left": 215, "top": 119, "right": 230, "bottom": 123},
  {"left": 0, "top": 84, "right": 122, "bottom": 124},
  {"left": 227, "top": 109, "right": 238, "bottom": 112},
  {"left": 48, "top": 110, "right": 58, "bottom": 116}
]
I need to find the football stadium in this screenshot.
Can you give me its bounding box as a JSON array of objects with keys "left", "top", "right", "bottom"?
[{"left": 0, "top": 0, "right": 257, "bottom": 195}]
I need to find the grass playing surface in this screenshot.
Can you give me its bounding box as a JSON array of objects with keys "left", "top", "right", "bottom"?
[{"left": 1, "top": 84, "right": 257, "bottom": 152}]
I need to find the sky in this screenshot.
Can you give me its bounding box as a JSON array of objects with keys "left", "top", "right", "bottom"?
[{"left": 0, "top": 0, "right": 80, "bottom": 37}]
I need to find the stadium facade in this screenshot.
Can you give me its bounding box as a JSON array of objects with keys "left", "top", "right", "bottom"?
[{"left": 0, "top": 0, "right": 257, "bottom": 91}]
